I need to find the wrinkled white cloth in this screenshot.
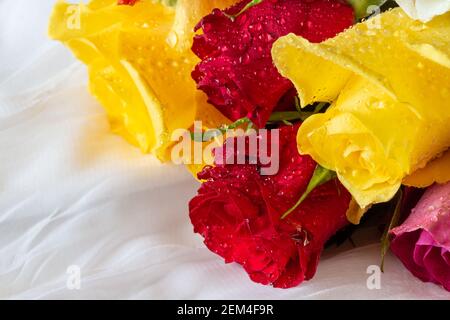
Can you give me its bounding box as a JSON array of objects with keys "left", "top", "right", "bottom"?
[
  {"left": 0, "top": 0, "right": 449, "bottom": 300},
  {"left": 396, "top": 0, "right": 450, "bottom": 22}
]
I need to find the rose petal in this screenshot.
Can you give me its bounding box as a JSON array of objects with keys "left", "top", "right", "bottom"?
[{"left": 422, "top": 245, "right": 450, "bottom": 291}]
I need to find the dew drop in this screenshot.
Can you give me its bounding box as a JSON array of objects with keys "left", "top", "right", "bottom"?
[{"left": 166, "top": 31, "right": 178, "bottom": 48}]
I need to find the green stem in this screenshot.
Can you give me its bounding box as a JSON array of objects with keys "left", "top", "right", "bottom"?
[
  {"left": 380, "top": 189, "right": 403, "bottom": 272},
  {"left": 269, "top": 111, "right": 303, "bottom": 122},
  {"left": 269, "top": 102, "right": 329, "bottom": 124},
  {"left": 314, "top": 102, "right": 328, "bottom": 113}
]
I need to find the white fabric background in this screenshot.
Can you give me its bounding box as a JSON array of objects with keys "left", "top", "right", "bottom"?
[
  {"left": 0, "top": 0, "right": 448, "bottom": 299},
  {"left": 396, "top": 0, "right": 450, "bottom": 22}
]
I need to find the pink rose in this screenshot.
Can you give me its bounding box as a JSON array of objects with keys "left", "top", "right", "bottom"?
[{"left": 390, "top": 182, "right": 450, "bottom": 291}]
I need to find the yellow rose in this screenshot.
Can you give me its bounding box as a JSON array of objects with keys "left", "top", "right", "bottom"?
[
  {"left": 48, "top": 0, "right": 234, "bottom": 160},
  {"left": 272, "top": 8, "right": 450, "bottom": 210}
]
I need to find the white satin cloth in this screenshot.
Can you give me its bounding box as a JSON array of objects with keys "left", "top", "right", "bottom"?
[
  {"left": 395, "top": 0, "right": 450, "bottom": 22},
  {"left": 0, "top": 0, "right": 448, "bottom": 299}
]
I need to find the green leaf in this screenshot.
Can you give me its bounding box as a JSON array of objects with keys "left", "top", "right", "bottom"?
[
  {"left": 225, "top": 0, "right": 264, "bottom": 21},
  {"left": 380, "top": 189, "right": 403, "bottom": 272},
  {"left": 281, "top": 165, "right": 337, "bottom": 220}
]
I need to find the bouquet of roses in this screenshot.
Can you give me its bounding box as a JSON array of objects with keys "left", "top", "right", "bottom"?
[{"left": 48, "top": 0, "right": 450, "bottom": 290}]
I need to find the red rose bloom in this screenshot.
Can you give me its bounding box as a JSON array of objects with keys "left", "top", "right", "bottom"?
[
  {"left": 192, "top": 0, "right": 354, "bottom": 127},
  {"left": 189, "top": 125, "right": 351, "bottom": 288}
]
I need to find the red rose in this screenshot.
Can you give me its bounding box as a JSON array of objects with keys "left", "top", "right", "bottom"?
[
  {"left": 191, "top": 0, "right": 354, "bottom": 127},
  {"left": 189, "top": 125, "right": 351, "bottom": 288}
]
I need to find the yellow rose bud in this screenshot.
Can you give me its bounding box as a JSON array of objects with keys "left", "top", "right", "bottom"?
[{"left": 272, "top": 8, "right": 450, "bottom": 208}]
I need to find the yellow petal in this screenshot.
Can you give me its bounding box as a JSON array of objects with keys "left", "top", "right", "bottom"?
[
  {"left": 171, "top": 0, "right": 237, "bottom": 51},
  {"left": 272, "top": 8, "right": 450, "bottom": 208},
  {"left": 49, "top": 0, "right": 234, "bottom": 160},
  {"left": 404, "top": 149, "right": 450, "bottom": 187},
  {"left": 346, "top": 198, "right": 372, "bottom": 225}
]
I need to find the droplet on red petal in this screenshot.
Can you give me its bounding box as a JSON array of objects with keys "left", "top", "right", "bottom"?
[
  {"left": 192, "top": 0, "right": 354, "bottom": 127},
  {"left": 117, "top": 0, "right": 138, "bottom": 5}
]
